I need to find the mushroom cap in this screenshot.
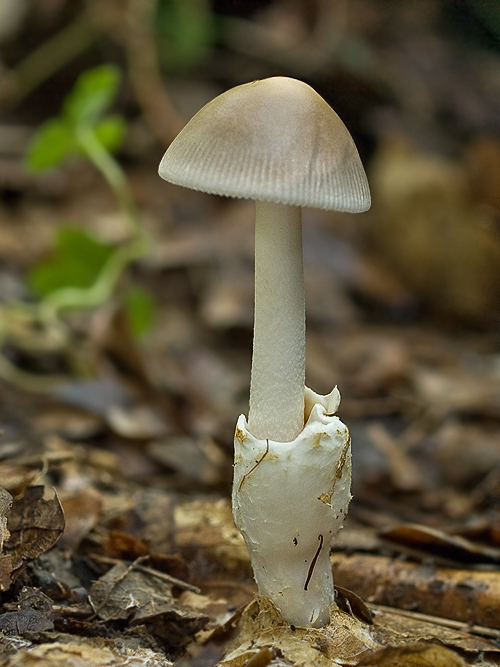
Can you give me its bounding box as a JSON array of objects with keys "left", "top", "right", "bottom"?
[{"left": 159, "top": 77, "right": 370, "bottom": 212}]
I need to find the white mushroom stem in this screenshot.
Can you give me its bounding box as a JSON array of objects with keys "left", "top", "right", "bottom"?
[{"left": 248, "top": 201, "right": 305, "bottom": 442}]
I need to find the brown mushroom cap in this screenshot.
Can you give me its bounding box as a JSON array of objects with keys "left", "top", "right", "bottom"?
[{"left": 159, "top": 76, "right": 370, "bottom": 213}]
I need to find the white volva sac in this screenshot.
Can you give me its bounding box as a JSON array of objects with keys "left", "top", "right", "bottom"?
[{"left": 232, "top": 387, "right": 352, "bottom": 628}]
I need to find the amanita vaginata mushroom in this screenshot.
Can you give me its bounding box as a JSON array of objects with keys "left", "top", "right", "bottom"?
[{"left": 159, "top": 77, "right": 370, "bottom": 627}]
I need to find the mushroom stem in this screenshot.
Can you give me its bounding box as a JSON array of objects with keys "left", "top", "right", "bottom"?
[{"left": 248, "top": 201, "right": 305, "bottom": 442}]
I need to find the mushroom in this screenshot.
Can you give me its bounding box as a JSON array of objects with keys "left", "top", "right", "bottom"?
[
  {"left": 159, "top": 76, "right": 370, "bottom": 442},
  {"left": 159, "top": 77, "right": 370, "bottom": 627}
]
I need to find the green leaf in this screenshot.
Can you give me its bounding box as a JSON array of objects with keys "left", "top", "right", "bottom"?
[
  {"left": 124, "top": 285, "right": 155, "bottom": 338},
  {"left": 29, "top": 227, "right": 115, "bottom": 298},
  {"left": 25, "top": 118, "right": 76, "bottom": 173},
  {"left": 93, "top": 115, "right": 127, "bottom": 154},
  {"left": 63, "top": 65, "right": 121, "bottom": 126}
]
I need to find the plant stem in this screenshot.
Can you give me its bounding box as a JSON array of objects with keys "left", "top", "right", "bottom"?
[
  {"left": 39, "top": 235, "right": 146, "bottom": 321},
  {"left": 77, "top": 126, "right": 141, "bottom": 237}
]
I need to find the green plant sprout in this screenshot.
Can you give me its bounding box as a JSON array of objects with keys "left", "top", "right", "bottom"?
[{"left": 0, "top": 64, "right": 151, "bottom": 391}]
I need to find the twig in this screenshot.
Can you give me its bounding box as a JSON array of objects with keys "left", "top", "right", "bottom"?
[
  {"left": 238, "top": 439, "right": 269, "bottom": 492},
  {"left": 91, "top": 554, "right": 201, "bottom": 594},
  {"left": 4, "top": 14, "right": 97, "bottom": 105},
  {"left": 372, "top": 603, "right": 500, "bottom": 640},
  {"left": 89, "top": 555, "right": 149, "bottom": 618},
  {"left": 304, "top": 534, "right": 323, "bottom": 591},
  {"left": 0, "top": 343, "right": 68, "bottom": 392},
  {"left": 123, "top": 0, "right": 185, "bottom": 145}
]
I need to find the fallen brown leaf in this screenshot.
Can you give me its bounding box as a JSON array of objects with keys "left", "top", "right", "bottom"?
[
  {"left": 3, "top": 486, "right": 64, "bottom": 589},
  {"left": 2, "top": 641, "right": 173, "bottom": 666},
  {"left": 89, "top": 560, "right": 209, "bottom": 643},
  {"left": 355, "top": 642, "right": 466, "bottom": 667}
]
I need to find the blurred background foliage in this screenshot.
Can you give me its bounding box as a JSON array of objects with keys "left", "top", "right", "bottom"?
[{"left": 0, "top": 0, "right": 499, "bottom": 402}]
